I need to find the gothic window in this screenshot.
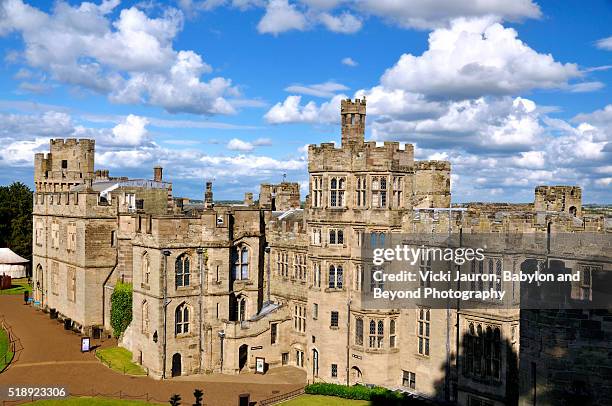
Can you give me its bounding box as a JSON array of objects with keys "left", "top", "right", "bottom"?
[
  {"left": 419, "top": 256, "right": 432, "bottom": 288},
  {"left": 175, "top": 254, "right": 190, "bottom": 288},
  {"left": 369, "top": 320, "right": 376, "bottom": 348},
  {"left": 232, "top": 245, "right": 249, "bottom": 280},
  {"left": 390, "top": 319, "right": 396, "bottom": 348},
  {"left": 465, "top": 322, "right": 502, "bottom": 381},
  {"left": 330, "top": 177, "right": 346, "bottom": 207},
  {"left": 495, "top": 259, "right": 502, "bottom": 292},
  {"left": 142, "top": 300, "right": 149, "bottom": 334},
  {"left": 67, "top": 266, "right": 76, "bottom": 302},
  {"left": 392, "top": 176, "right": 403, "bottom": 208},
  {"left": 370, "top": 266, "right": 384, "bottom": 292},
  {"left": 371, "top": 176, "right": 387, "bottom": 208},
  {"left": 329, "top": 229, "right": 344, "bottom": 245},
  {"left": 312, "top": 176, "right": 323, "bottom": 208},
  {"left": 311, "top": 227, "right": 322, "bottom": 245},
  {"left": 417, "top": 307, "right": 430, "bottom": 356},
  {"left": 175, "top": 303, "right": 190, "bottom": 335},
  {"left": 238, "top": 296, "right": 247, "bottom": 322},
  {"left": 328, "top": 265, "right": 343, "bottom": 289},
  {"left": 142, "top": 253, "right": 150, "bottom": 285},
  {"left": 356, "top": 175, "right": 366, "bottom": 207},
  {"left": 313, "top": 262, "right": 321, "bottom": 287},
  {"left": 377, "top": 320, "right": 384, "bottom": 348},
  {"left": 355, "top": 317, "right": 364, "bottom": 345}
]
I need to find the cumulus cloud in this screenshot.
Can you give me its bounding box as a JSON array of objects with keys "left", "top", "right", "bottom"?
[
  {"left": 0, "top": 0, "right": 240, "bottom": 115},
  {"left": 257, "top": 0, "right": 307, "bottom": 34},
  {"left": 179, "top": 0, "right": 541, "bottom": 34},
  {"left": 318, "top": 11, "right": 362, "bottom": 33},
  {"left": 354, "top": 0, "right": 541, "bottom": 29},
  {"left": 227, "top": 138, "right": 255, "bottom": 151},
  {"left": 264, "top": 94, "right": 347, "bottom": 124},
  {"left": 380, "top": 17, "right": 581, "bottom": 99}
]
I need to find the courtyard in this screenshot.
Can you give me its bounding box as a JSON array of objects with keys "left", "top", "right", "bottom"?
[{"left": 0, "top": 295, "right": 305, "bottom": 405}]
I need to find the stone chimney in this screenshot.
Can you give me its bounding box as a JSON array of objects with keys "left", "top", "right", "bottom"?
[
  {"left": 244, "top": 192, "right": 254, "bottom": 206},
  {"left": 204, "top": 181, "right": 213, "bottom": 208},
  {"left": 153, "top": 166, "right": 163, "bottom": 182}
]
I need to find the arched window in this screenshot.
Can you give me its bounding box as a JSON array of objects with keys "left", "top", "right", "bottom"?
[
  {"left": 175, "top": 254, "right": 190, "bottom": 288},
  {"left": 372, "top": 177, "right": 387, "bottom": 208},
  {"left": 238, "top": 296, "right": 247, "bottom": 322},
  {"left": 328, "top": 265, "right": 343, "bottom": 289},
  {"left": 232, "top": 245, "right": 249, "bottom": 280},
  {"left": 377, "top": 320, "right": 384, "bottom": 348},
  {"left": 330, "top": 177, "right": 345, "bottom": 207},
  {"left": 369, "top": 320, "right": 376, "bottom": 348},
  {"left": 492, "top": 328, "right": 501, "bottom": 379},
  {"left": 355, "top": 317, "right": 364, "bottom": 345},
  {"left": 389, "top": 319, "right": 396, "bottom": 348},
  {"left": 142, "top": 300, "right": 149, "bottom": 334},
  {"left": 142, "top": 253, "right": 150, "bottom": 285},
  {"left": 495, "top": 259, "right": 502, "bottom": 292},
  {"left": 175, "top": 303, "right": 189, "bottom": 335}
]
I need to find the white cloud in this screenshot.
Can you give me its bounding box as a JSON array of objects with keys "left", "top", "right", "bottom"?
[
  {"left": 595, "top": 36, "right": 612, "bottom": 51},
  {"left": 355, "top": 0, "right": 541, "bottom": 29},
  {"left": 285, "top": 81, "right": 349, "bottom": 98},
  {"left": 227, "top": 138, "right": 255, "bottom": 151},
  {"left": 380, "top": 17, "right": 581, "bottom": 99},
  {"left": 180, "top": 0, "right": 542, "bottom": 33},
  {"left": 264, "top": 94, "right": 347, "bottom": 124},
  {"left": 568, "top": 81, "right": 605, "bottom": 93},
  {"left": 253, "top": 137, "right": 273, "bottom": 146},
  {"left": 0, "top": 0, "right": 240, "bottom": 115},
  {"left": 318, "top": 11, "right": 362, "bottom": 33},
  {"left": 257, "top": 0, "right": 307, "bottom": 34},
  {"left": 341, "top": 57, "right": 358, "bottom": 66}
]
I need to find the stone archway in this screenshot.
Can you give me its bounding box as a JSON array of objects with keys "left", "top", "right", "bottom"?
[{"left": 351, "top": 366, "right": 363, "bottom": 385}]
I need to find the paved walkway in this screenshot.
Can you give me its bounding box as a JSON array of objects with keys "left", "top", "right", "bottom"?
[{"left": 0, "top": 296, "right": 305, "bottom": 405}]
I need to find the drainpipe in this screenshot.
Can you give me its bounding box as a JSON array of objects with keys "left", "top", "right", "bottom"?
[
  {"left": 264, "top": 245, "right": 271, "bottom": 304},
  {"left": 197, "top": 248, "right": 204, "bottom": 373},
  {"left": 162, "top": 249, "right": 171, "bottom": 379},
  {"left": 218, "top": 330, "right": 225, "bottom": 373},
  {"left": 346, "top": 298, "right": 351, "bottom": 386}
]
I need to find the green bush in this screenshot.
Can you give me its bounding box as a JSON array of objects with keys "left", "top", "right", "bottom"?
[
  {"left": 110, "top": 282, "right": 133, "bottom": 338},
  {"left": 305, "top": 383, "right": 421, "bottom": 405}
]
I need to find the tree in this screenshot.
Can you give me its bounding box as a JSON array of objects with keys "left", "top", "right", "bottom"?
[
  {"left": 193, "top": 389, "right": 204, "bottom": 406},
  {"left": 0, "top": 182, "right": 33, "bottom": 260},
  {"left": 169, "top": 394, "right": 181, "bottom": 406},
  {"left": 110, "top": 282, "right": 133, "bottom": 338}
]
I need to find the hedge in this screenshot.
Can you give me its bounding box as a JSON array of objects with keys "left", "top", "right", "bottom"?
[
  {"left": 305, "top": 383, "right": 428, "bottom": 405},
  {"left": 110, "top": 282, "right": 133, "bottom": 338}
]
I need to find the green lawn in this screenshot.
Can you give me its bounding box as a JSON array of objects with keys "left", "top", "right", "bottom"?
[
  {"left": 0, "top": 277, "right": 32, "bottom": 295},
  {"left": 32, "top": 397, "right": 161, "bottom": 405},
  {"left": 280, "top": 394, "right": 370, "bottom": 406},
  {"left": 0, "top": 326, "right": 13, "bottom": 371},
  {"left": 96, "top": 347, "right": 146, "bottom": 376}
]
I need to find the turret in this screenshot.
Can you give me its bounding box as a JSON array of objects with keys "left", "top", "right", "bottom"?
[{"left": 341, "top": 98, "right": 366, "bottom": 148}]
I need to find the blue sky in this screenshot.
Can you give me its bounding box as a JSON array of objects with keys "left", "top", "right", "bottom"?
[{"left": 0, "top": 0, "right": 610, "bottom": 203}]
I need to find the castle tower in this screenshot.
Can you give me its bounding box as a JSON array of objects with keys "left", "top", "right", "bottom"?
[
  {"left": 34, "top": 139, "right": 95, "bottom": 192},
  {"left": 341, "top": 98, "right": 366, "bottom": 147},
  {"left": 204, "top": 181, "right": 214, "bottom": 208}
]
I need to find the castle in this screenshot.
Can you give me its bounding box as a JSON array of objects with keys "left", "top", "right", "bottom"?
[{"left": 32, "top": 99, "right": 611, "bottom": 406}]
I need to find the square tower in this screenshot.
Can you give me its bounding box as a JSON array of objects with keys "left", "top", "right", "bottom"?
[{"left": 341, "top": 98, "right": 366, "bottom": 147}]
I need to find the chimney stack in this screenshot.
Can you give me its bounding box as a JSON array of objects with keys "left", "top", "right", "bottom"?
[
  {"left": 154, "top": 166, "right": 163, "bottom": 182},
  {"left": 204, "top": 181, "right": 213, "bottom": 208}
]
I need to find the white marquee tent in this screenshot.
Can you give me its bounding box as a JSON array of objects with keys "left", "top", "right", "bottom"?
[{"left": 0, "top": 248, "right": 28, "bottom": 278}]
